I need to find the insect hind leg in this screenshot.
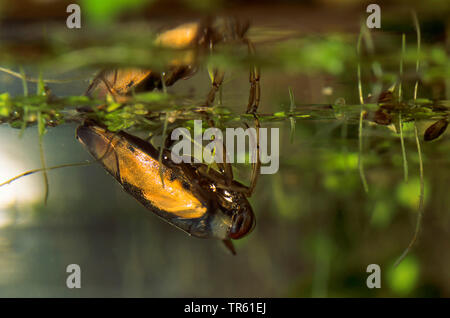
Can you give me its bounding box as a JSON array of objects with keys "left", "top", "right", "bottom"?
[
  {"left": 243, "top": 38, "right": 260, "bottom": 114},
  {"left": 205, "top": 68, "right": 225, "bottom": 107}
]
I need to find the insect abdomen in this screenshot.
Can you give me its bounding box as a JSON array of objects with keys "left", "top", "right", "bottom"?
[{"left": 76, "top": 124, "right": 208, "bottom": 220}]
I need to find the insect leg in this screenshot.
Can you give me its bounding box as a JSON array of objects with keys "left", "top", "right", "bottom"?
[
  {"left": 243, "top": 38, "right": 260, "bottom": 114},
  {"left": 222, "top": 239, "right": 236, "bottom": 255},
  {"left": 198, "top": 115, "right": 261, "bottom": 197},
  {"left": 245, "top": 114, "right": 261, "bottom": 197},
  {"left": 200, "top": 102, "right": 234, "bottom": 186},
  {"left": 205, "top": 68, "right": 225, "bottom": 107},
  {"left": 86, "top": 69, "right": 119, "bottom": 98},
  {"left": 195, "top": 164, "right": 249, "bottom": 193},
  {"left": 241, "top": 36, "right": 261, "bottom": 196}
]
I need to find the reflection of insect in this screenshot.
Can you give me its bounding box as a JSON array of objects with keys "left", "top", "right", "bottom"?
[
  {"left": 85, "top": 17, "right": 260, "bottom": 113},
  {"left": 424, "top": 118, "right": 448, "bottom": 141},
  {"left": 76, "top": 120, "right": 260, "bottom": 254},
  {"left": 81, "top": 18, "right": 261, "bottom": 253}
]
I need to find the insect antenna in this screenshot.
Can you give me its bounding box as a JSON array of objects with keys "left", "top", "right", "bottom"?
[{"left": 0, "top": 161, "right": 95, "bottom": 188}]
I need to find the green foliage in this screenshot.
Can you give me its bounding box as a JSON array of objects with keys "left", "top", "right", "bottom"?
[
  {"left": 370, "top": 201, "right": 395, "bottom": 228},
  {"left": 396, "top": 177, "right": 429, "bottom": 210},
  {"left": 0, "top": 93, "right": 11, "bottom": 117},
  {"left": 388, "top": 256, "right": 420, "bottom": 295},
  {"left": 81, "top": 0, "right": 152, "bottom": 25},
  {"left": 276, "top": 36, "right": 353, "bottom": 75}
]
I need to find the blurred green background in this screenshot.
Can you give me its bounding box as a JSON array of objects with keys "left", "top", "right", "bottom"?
[{"left": 0, "top": 0, "right": 449, "bottom": 297}]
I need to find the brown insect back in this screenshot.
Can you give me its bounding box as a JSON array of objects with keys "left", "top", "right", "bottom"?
[
  {"left": 76, "top": 124, "right": 208, "bottom": 219},
  {"left": 76, "top": 122, "right": 256, "bottom": 250}
]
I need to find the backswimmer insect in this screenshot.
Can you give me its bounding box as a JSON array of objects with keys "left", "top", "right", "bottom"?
[
  {"left": 2, "top": 17, "right": 262, "bottom": 254},
  {"left": 76, "top": 119, "right": 260, "bottom": 254},
  {"left": 80, "top": 17, "right": 262, "bottom": 254}
]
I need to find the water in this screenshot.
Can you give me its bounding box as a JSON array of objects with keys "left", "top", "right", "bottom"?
[{"left": 0, "top": 1, "right": 449, "bottom": 297}]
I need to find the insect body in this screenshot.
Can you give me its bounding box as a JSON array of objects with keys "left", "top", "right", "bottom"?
[
  {"left": 76, "top": 122, "right": 255, "bottom": 252},
  {"left": 0, "top": 19, "right": 261, "bottom": 254},
  {"left": 80, "top": 19, "right": 261, "bottom": 253}
]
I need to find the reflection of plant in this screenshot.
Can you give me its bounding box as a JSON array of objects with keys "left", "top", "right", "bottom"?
[{"left": 353, "top": 12, "right": 449, "bottom": 267}]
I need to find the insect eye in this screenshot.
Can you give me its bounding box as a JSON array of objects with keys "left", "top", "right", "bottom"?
[{"left": 229, "top": 209, "right": 255, "bottom": 239}]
